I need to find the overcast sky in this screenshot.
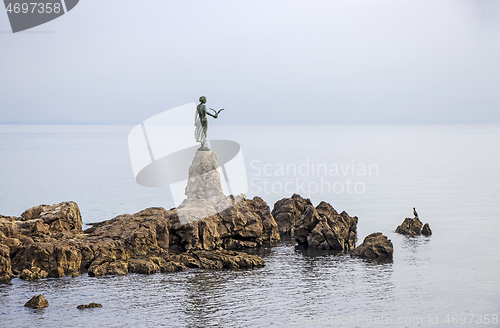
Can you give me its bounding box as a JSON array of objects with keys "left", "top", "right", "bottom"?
[{"left": 1, "top": 0, "right": 499, "bottom": 125}]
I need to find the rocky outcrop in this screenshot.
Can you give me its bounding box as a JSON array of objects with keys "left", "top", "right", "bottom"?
[
  {"left": 0, "top": 196, "right": 274, "bottom": 282},
  {"left": 294, "top": 203, "right": 357, "bottom": 251},
  {"left": 171, "top": 195, "right": 280, "bottom": 253},
  {"left": 273, "top": 195, "right": 357, "bottom": 251},
  {"left": 351, "top": 233, "right": 393, "bottom": 259},
  {"left": 24, "top": 294, "right": 49, "bottom": 309},
  {"left": 0, "top": 202, "right": 83, "bottom": 283},
  {"left": 272, "top": 194, "right": 312, "bottom": 236},
  {"left": 0, "top": 150, "right": 278, "bottom": 283},
  {"left": 396, "top": 216, "right": 432, "bottom": 236}
]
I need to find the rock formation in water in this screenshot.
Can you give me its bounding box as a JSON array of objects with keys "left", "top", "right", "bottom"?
[
  {"left": 351, "top": 232, "right": 394, "bottom": 259},
  {"left": 77, "top": 303, "right": 102, "bottom": 309},
  {"left": 0, "top": 201, "right": 270, "bottom": 282},
  {"left": 24, "top": 294, "right": 49, "bottom": 309},
  {"left": 396, "top": 215, "right": 432, "bottom": 236},
  {"left": 421, "top": 223, "right": 432, "bottom": 236},
  {"left": 272, "top": 194, "right": 357, "bottom": 251},
  {"left": 271, "top": 193, "right": 312, "bottom": 236},
  {"left": 0, "top": 150, "right": 278, "bottom": 283}
]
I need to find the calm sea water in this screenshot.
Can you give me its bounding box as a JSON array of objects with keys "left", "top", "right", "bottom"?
[{"left": 0, "top": 124, "right": 499, "bottom": 327}]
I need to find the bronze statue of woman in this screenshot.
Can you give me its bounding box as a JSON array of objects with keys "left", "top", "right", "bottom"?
[{"left": 194, "top": 96, "right": 223, "bottom": 150}]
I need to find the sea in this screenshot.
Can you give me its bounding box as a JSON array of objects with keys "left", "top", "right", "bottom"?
[{"left": 0, "top": 124, "right": 499, "bottom": 327}]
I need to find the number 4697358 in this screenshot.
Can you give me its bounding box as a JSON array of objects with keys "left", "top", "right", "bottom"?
[{"left": 5, "top": 2, "right": 61, "bottom": 14}]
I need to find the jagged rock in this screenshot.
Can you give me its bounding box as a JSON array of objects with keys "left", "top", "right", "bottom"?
[
  {"left": 272, "top": 194, "right": 312, "bottom": 236},
  {"left": 19, "top": 202, "right": 82, "bottom": 235},
  {"left": 396, "top": 217, "right": 431, "bottom": 236},
  {"left": 24, "top": 294, "right": 49, "bottom": 309},
  {"left": 291, "top": 200, "right": 357, "bottom": 251},
  {"left": 0, "top": 215, "right": 19, "bottom": 239},
  {"left": 351, "top": 232, "right": 393, "bottom": 259},
  {"left": 0, "top": 244, "right": 13, "bottom": 283},
  {"left": 1, "top": 202, "right": 85, "bottom": 283},
  {"left": 170, "top": 195, "right": 279, "bottom": 253},
  {"left": 77, "top": 303, "right": 102, "bottom": 309}
]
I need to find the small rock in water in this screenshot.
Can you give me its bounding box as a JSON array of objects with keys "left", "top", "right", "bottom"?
[
  {"left": 396, "top": 215, "right": 432, "bottom": 236},
  {"left": 24, "top": 294, "right": 49, "bottom": 309},
  {"left": 421, "top": 223, "right": 432, "bottom": 236},
  {"left": 77, "top": 302, "right": 102, "bottom": 309},
  {"left": 351, "top": 232, "right": 394, "bottom": 259}
]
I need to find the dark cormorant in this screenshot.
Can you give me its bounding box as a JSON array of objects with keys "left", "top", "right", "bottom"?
[{"left": 413, "top": 207, "right": 418, "bottom": 218}]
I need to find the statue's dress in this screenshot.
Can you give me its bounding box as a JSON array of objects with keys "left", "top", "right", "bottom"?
[{"left": 195, "top": 104, "right": 208, "bottom": 144}]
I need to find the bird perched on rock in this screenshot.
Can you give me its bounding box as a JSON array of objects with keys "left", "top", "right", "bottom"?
[{"left": 413, "top": 207, "right": 418, "bottom": 218}]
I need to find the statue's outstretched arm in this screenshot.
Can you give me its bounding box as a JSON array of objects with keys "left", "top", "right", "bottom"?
[
  {"left": 206, "top": 111, "right": 217, "bottom": 118},
  {"left": 208, "top": 108, "right": 224, "bottom": 118}
]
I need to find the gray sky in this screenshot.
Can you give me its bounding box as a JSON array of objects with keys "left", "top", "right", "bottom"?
[{"left": 1, "top": 0, "right": 500, "bottom": 124}]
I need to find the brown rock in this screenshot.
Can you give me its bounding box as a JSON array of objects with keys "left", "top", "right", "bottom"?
[
  {"left": 396, "top": 217, "right": 432, "bottom": 236},
  {"left": 24, "top": 294, "right": 49, "bottom": 309},
  {"left": 12, "top": 242, "right": 82, "bottom": 278},
  {"left": 272, "top": 194, "right": 312, "bottom": 236},
  {"left": 293, "top": 202, "right": 358, "bottom": 251},
  {"left": 351, "top": 232, "right": 393, "bottom": 259},
  {"left": 84, "top": 207, "right": 171, "bottom": 259},
  {"left": 422, "top": 223, "right": 432, "bottom": 236},
  {"left": 169, "top": 195, "right": 279, "bottom": 253},
  {"left": 81, "top": 207, "right": 172, "bottom": 276},
  {"left": 188, "top": 249, "right": 265, "bottom": 269},
  {"left": 0, "top": 215, "right": 19, "bottom": 238},
  {"left": 0, "top": 244, "right": 13, "bottom": 284},
  {"left": 88, "top": 260, "right": 128, "bottom": 277},
  {"left": 77, "top": 302, "right": 102, "bottom": 309},
  {"left": 20, "top": 202, "right": 83, "bottom": 235},
  {"left": 20, "top": 267, "right": 49, "bottom": 281},
  {"left": 1, "top": 237, "right": 22, "bottom": 251},
  {"left": 3, "top": 192, "right": 272, "bottom": 279},
  {"left": 160, "top": 260, "right": 187, "bottom": 273},
  {"left": 128, "top": 258, "right": 160, "bottom": 274}
]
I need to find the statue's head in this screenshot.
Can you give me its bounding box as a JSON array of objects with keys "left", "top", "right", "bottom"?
[{"left": 199, "top": 96, "right": 206, "bottom": 103}]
